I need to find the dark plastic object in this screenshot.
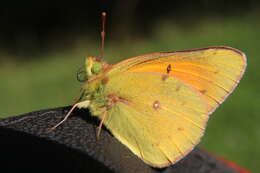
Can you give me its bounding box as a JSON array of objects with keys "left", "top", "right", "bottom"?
[{"left": 0, "top": 106, "right": 238, "bottom": 173}]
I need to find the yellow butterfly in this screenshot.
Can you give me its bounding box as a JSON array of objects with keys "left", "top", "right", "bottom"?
[{"left": 49, "top": 46, "right": 246, "bottom": 167}]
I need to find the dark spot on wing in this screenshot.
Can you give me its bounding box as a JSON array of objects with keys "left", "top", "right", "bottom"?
[
  {"left": 177, "top": 127, "right": 184, "bottom": 131},
  {"left": 162, "top": 75, "right": 169, "bottom": 81},
  {"left": 155, "top": 141, "right": 160, "bottom": 147},
  {"left": 153, "top": 100, "right": 160, "bottom": 110},
  {"left": 175, "top": 85, "right": 181, "bottom": 91},
  {"left": 200, "top": 89, "right": 207, "bottom": 94},
  {"left": 167, "top": 64, "right": 172, "bottom": 74}
]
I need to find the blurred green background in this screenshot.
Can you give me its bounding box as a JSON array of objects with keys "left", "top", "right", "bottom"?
[{"left": 0, "top": 1, "right": 259, "bottom": 172}]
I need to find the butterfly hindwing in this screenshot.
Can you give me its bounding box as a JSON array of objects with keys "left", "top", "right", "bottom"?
[{"left": 103, "top": 72, "right": 208, "bottom": 167}]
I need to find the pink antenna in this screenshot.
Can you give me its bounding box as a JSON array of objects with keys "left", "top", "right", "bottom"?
[{"left": 100, "top": 12, "right": 106, "bottom": 59}]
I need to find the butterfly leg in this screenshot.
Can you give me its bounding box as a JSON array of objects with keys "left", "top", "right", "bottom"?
[
  {"left": 96, "top": 111, "right": 107, "bottom": 140},
  {"left": 45, "top": 100, "right": 90, "bottom": 134}
]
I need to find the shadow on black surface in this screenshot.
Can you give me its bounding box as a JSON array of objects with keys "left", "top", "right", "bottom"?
[
  {"left": 0, "top": 127, "right": 111, "bottom": 172},
  {"left": 0, "top": 107, "right": 238, "bottom": 173}
]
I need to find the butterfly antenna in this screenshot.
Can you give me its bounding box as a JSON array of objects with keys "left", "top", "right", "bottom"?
[{"left": 100, "top": 12, "right": 106, "bottom": 59}]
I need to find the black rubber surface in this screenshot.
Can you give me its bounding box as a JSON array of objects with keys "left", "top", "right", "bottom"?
[{"left": 0, "top": 106, "right": 238, "bottom": 173}]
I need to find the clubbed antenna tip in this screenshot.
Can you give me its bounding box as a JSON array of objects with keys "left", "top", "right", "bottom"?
[{"left": 100, "top": 12, "right": 107, "bottom": 59}]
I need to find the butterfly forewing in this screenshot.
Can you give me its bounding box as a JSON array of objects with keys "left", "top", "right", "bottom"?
[
  {"left": 109, "top": 47, "right": 246, "bottom": 113},
  {"left": 103, "top": 72, "right": 208, "bottom": 167}
]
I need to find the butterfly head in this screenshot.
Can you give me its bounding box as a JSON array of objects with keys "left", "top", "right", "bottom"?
[
  {"left": 85, "top": 56, "right": 102, "bottom": 76},
  {"left": 77, "top": 56, "right": 108, "bottom": 82}
]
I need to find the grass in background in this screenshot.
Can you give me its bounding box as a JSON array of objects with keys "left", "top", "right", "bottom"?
[{"left": 0, "top": 15, "right": 259, "bottom": 172}]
